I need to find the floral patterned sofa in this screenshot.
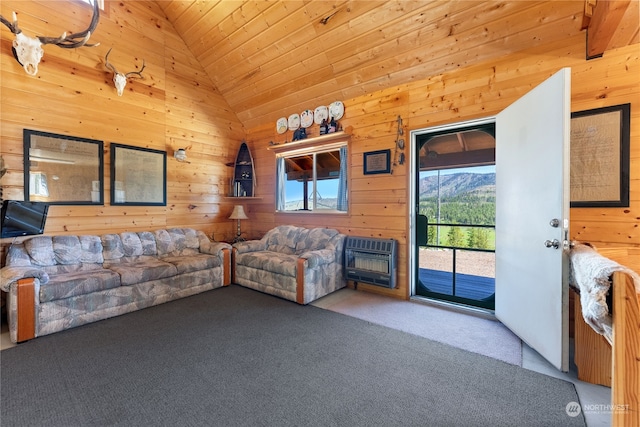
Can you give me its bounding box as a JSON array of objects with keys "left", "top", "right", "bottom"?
[
  {"left": 232, "top": 225, "right": 346, "bottom": 304},
  {"left": 0, "top": 228, "right": 231, "bottom": 343}
]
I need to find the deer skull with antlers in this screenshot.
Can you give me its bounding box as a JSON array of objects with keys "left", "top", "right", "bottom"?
[
  {"left": 105, "top": 48, "right": 146, "bottom": 96},
  {"left": 0, "top": 0, "right": 100, "bottom": 76}
]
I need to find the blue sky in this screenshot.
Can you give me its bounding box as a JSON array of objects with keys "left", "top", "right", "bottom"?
[{"left": 285, "top": 179, "right": 338, "bottom": 201}]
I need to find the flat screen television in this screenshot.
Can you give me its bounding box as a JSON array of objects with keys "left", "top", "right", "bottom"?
[{"left": 0, "top": 200, "right": 49, "bottom": 239}]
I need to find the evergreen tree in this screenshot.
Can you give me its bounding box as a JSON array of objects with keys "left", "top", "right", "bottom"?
[
  {"left": 467, "top": 228, "right": 479, "bottom": 248},
  {"left": 427, "top": 225, "right": 436, "bottom": 246},
  {"left": 446, "top": 225, "right": 465, "bottom": 248},
  {"left": 476, "top": 228, "right": 490, "bottom": 249}
]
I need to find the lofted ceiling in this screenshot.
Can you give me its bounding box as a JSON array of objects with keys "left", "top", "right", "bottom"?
[{"left": 156, "top": 1, "right": 639, "bottom": 131}]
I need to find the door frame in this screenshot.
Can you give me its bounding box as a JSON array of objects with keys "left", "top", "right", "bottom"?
[{"left": 409, "top": 117, "right": 496, "bottom": 299}]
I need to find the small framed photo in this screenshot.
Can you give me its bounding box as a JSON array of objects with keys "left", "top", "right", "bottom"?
[{"left": 363, "top": 149, "right": 391, "bottom": 175}]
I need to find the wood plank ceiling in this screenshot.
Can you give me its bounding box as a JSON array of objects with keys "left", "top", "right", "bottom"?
[{"left": 156, "top": 1, "right": 639, "bottom": 131}]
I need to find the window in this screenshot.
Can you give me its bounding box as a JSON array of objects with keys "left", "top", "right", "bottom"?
[{"left": 273, "top": 139, "right": 348, "bottom": 213}]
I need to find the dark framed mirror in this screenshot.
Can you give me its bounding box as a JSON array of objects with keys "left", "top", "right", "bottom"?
[
  {"left": 110, "top": 143, "right": 167, "bottom": 206},
  {"left": 24, "top": 129, "right": 104, "bottom": 205}
]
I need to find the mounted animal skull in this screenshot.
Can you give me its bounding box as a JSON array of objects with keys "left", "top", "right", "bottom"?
[
  {"left": 105, "top": 48, "right": 146, "bottom": 96},
  {"left": 0, "top": 0, "right": 100, "bottom": 76}
]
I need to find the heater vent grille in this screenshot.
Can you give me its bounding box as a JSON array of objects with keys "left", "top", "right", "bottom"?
[{"left": 344, "top": 237, "right": 397, "bottom": 288}]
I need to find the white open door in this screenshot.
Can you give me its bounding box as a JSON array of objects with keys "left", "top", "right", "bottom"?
[{"left": 495, "top": 68, "right": 571, "bottom": 372}]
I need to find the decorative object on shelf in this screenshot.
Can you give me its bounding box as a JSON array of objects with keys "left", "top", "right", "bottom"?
[
  {"left": 319, "top": 118, "right": 328, "bottom": 135},
  {"left": 327, "top": 117, "right": 338, "bottom": 134},
  {"left": 314, "top": 106, "right": 329, "bottom": 124},
  {"left": 174, "top": 148, "right": 188, "bottom": 162},
  {"left": 288, "top": 113, "right": 300, "bottom": 131},
  {"left": 0, "top": 0, "right": 100, "bottom": 76},
  {"left": 300, "top": 109, "right": 314, "bottom": 128},
  {"left": 229, "top": 205, "right": 249, "bottom": 243},
  {"left": 293, "top": 127, "right": 307, "bottom": 141},
  {"left": 392, "top": 115, "right": 405, "bottom": 171},
  {"left": 276, "top": 117, "right": 288, "bottom": 134},
  {"left": 232, "top": 141, "right": 256, "bottom": 197},
  {"left": 104, "top": 48, "right": 146, "bottom": 96},
  {"left": 329, "top": 101, "right": 344, "bottom": 120}
]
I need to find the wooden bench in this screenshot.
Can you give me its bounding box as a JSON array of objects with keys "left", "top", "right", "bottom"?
[{"left": 573, "top": 247, "right": 639, "bottom": 426}]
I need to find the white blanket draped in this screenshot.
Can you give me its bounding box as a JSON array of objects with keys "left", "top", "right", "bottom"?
[{"left": 569, "top": 242, "right": 640, "bottom": 345}]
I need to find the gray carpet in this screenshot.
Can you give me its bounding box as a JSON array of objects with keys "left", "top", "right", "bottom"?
[
  {"left": 315, "top": 288, "right": 522, "bottom": 365},
  {"left": 1, "top": 285, "right": 585, "bottom": 427}
]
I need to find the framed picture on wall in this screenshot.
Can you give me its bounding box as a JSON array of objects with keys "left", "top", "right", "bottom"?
[
  {"left": 363, "top": 149, "right": 391, "bottom": 175},
  {"left": 110, "top": 144, "right": 167, "bottom": 206},
  {"left": 570, "top": 103, "right": 630, "bottom": 207},
  {"left": 23, "top": 129, "right": 104, "bottom": 205}
]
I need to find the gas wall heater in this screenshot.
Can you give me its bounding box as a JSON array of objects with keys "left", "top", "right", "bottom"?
[{"left": 344, "top": 236, "right": 397, "bottom": 288}]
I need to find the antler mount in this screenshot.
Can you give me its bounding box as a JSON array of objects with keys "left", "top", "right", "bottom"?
[{"left": 0, "top": 0, "right": 100, "bottom": 75}]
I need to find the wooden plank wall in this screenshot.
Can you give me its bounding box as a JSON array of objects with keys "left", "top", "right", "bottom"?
[
  {"left": 1, "top": 1, "right": 638, "bottom": 302},
  {"left": 245, "top": 35, "right": 640, "bottom": 300},
  {"left": 0, "top": 1, "right": 244, "bottom": 263}
]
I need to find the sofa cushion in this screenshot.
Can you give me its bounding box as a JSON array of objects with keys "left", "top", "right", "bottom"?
[
  {"left": 120, "top": 232, "right": 144, "bottom": 257},
  {"left": 40, "top": 268, "right": 121, "bottom": 303},
  {"left": 153, "top": 229, "right": 175, "bottom": 255},
  {"left": 235, "top": 251, "right": 298, "bottom": 277},
  {"left": 24, "top": 236, "right": 56, "bottom": 266},
  {"left": 52, "top": 235, "right": 82, "bottom": 265},
  {"left": 156, "top": 228, "right": 201, "bottom": 256},
  {"left": 137, "top": 231, "right": 157, "bottom": 256},
  {"left": 162, "top": 253, "right": 221, "bottom": 274},
  {"left": 102, "top": 234, "right": 125, "bottom": 260},
  {"left": 79, "top": 235, "right": 104, "bottom": 264},
  {"left": 5, "top": 243, "right": 32, "bottom": 267},
  {"left": 264, "top": 225, "right": 302, "bottom": 255},
  {"left": 43, "top": 263, "right": 107, "bottom": 276},
  {"left": 295, "top": 228, "right": 339, "bottom": 254},
  {"left": 106, "top": 258, "right": 178, "bottom": 286}
]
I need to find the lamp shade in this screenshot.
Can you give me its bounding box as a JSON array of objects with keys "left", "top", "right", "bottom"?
[{"left": 229, "top": 205, "right": 248, "bottom": 220}]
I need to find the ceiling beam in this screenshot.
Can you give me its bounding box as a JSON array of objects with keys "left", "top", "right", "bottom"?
[{"left": 584, "top": 0, "right": 632, "bottom": 59}]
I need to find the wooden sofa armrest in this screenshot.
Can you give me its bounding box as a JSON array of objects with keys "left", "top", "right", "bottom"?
[
  {"left": 16, "top": 278, "right": 36, "bottom": 342},
  {"left": 222, "top": 248, "right": 231, "bottom": 286},
  {"left": 296, "top": 258, "right": 306, "bottom": 305}
]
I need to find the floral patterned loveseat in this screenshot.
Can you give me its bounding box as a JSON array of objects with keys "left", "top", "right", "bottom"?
[
  {"left": 232, "top": 225, "right": 346, "bottom": 304},
  {"left": 0, "top": 228, "right": 231, "bottom": 343}
]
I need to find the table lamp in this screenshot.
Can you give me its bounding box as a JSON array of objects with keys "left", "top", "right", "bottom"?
[{"left": 229, "top": 205, "right": 249, "bottom": 242}]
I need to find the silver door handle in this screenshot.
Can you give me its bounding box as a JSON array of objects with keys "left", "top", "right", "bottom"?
[{"left": 544, "top": 239, "right": 560, "bottom": 249}]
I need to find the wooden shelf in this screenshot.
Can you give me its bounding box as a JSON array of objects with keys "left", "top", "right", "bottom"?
[
  {"left": 224, "top": 196, "right": 262, "bottom": 201},
  {"left": 232, "top": 142, "right": 256, "bottom": 197},
  {"left": 267, "top": 128, "right": 351, "bottom": 154}
]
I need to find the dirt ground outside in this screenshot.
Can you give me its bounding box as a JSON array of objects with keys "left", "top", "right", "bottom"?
[{"left": 419, "top": 247, "right": 495, "bottom": 278}]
